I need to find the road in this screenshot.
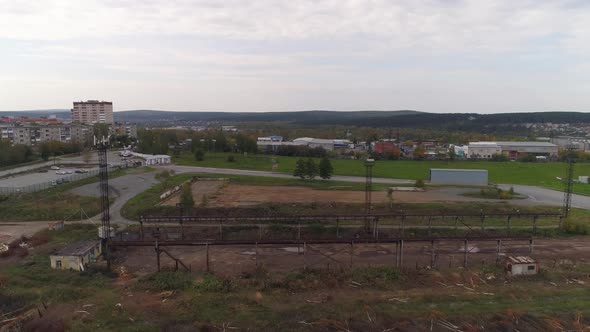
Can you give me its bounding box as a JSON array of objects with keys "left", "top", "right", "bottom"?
[
  {"left": 70, "top": 171, "right": 160, "bottom": 225},
  {"left": 164, "top": 165, "right": 414, "bottom": 184},
  {"left": 498, "top": 184, "right": 590, "bottom": 210},
  {"left": 63, "top": 165, "right": 590, "bottom": 227}
]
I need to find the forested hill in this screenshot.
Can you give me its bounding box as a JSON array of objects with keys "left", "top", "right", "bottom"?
[
  {"left": 323, "top": 112, "right": 590, "bottom": 128},
  {"left": 113, "top": 110, "right": 420, "bottom": 123}
]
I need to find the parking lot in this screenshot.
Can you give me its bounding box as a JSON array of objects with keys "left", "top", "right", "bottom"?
[{"left": 0, "top": 151, "right": 132, "bottom": 194}]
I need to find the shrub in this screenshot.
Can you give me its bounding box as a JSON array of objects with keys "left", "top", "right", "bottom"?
[
  {"left": 194, "top": 149, "right": 205, "bottom": 161},
  {"left": 227, "top": 155, "right": 236, "bottom": 162},
  {"left": 137, "top": 271, "right": 193, "bottom": 291},
  {"left": 563, "top": 219, "right": 589, "bottom": 235},
  {"left": 415, "top": 179, "right": 425, "bottom": 188}
]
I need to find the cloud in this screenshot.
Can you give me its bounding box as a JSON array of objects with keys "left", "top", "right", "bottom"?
[
  {"left": 0, "top": 0, "right": 587, "bottom": 54},
  {"left": 1, "top": 0, "right": 589, "bottom": 112}
]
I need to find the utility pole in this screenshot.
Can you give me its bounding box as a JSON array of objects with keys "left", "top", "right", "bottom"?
[
  {"left": 563, "top": 144, "right": 576, "bottom": 218},
  {"left": 364, "top": 158, "right": 375, "bottom": 232}
]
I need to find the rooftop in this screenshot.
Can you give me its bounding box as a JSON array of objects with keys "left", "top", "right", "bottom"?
[
  {"left": 54, "top": 240, "right": 99, "bottom": 256},
  {"left": 507, "top": 256, "right": 537, "bottom": 264},
  {"left": 469, "top": 141, "right": 557, "bottom": 147}
]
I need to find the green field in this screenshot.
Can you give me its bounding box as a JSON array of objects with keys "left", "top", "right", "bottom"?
[{"left": 174, "top": 152, "right": 590, "bottom": 195}]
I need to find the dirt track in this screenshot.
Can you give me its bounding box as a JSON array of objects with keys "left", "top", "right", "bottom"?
[
  {"left": 114, "top": 237, "right": 590, "bottom": 277},
  {"left": 213, "top": 185, "right": 487, "bottom": 206}
]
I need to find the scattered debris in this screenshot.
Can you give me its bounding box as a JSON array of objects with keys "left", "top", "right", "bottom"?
[
  {"left": 351, "top": 281, "right": 362, "bottom": 288},
  {"left": 82, "top": 304, "right": 95, "bottom": 308},
  {"left": 388, "top": 297, "right": 409, "bottom": 303},
  {"left": 306, "top": 294, "right": 330, "bottom": 304},
  {"left": 74, "top": 311, "right": 90, "bottom": 315},
  {"left": 159, "top": 291, "right": 175, "bottom": 298}
]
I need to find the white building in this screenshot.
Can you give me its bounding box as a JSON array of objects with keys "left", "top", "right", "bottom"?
[
  {"left": 467, "top": 142, "right": 502, "bottom": 159},
  {"left": 130, "top": 152, "right": 171, "bottom": 166},
  {"left": 468, "top": 141, "right": 558, "bottom": 160}
]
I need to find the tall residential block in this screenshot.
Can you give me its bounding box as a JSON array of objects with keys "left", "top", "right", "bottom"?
[{"left": 71, "top": 100, "right": 114, "bottom": 125}]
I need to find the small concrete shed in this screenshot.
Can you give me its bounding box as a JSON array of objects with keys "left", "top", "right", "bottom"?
[
  {"left": 50, "top": 240, "right": 102, "bottom": 271},
  {"left": 505, "top": 256, "right": 539, "bottom": 276},
  {"left": 429, "top": 169, "right": 488, "bottom": 186}
]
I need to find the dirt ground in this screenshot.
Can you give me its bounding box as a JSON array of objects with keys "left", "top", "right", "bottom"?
[
  {"left": 162, "top": 180, "right": 225, "bottom": 206},
  {"left": 212, "top": 185, "right": 480, "bottom": 207},
  {"left": 113, "top": 237, "right": 590, "bottom": 277},
  {"left": 0, "top": 222, "right": 48, "bottom": 244}
]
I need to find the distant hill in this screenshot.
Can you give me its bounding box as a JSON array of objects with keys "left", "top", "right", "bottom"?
[
  {"left": 114, "top": 110, "right": 422, "bottom": 123},
  {"left": 0, "top": 109, "right": 70, "bottom": 120}
]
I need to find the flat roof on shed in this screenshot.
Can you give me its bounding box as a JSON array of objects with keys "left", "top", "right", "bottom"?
[{"left": 53, "top": 240, "right": 99, "bottom": 256}]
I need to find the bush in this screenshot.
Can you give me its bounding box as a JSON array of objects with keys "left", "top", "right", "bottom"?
[
  {"left": 227, "top": 155, "right": 236, "bottom": 162},
  {"left": 415, "top": 179, "right": 425, "bottom": 188},
  {"left": 193, "top": 274, "right": 234, "bottom": 293},
  {"left": 194, "top": 149, "right": 205, "bottom": 161},
  {"left": 563, "top": 219, "right": 589, "bottom": 235},
  {"left": 137, "top": 271, "right": 193, "bottom": 291}
]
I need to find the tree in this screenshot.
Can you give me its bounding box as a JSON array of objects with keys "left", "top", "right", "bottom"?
[
  {"left": 180, "top": 183, "right": 195, "bottom": 212},
  {"left": 293, "top": 158, "right": 306, "bottom": 179},
  {"left": 82, "top": 149, "right": 93, "bottom": 164},
  {"left": 155, "top": 170, "right": 171, "bottom": 188},
  {"left": 448, "top": 147, "right": 456, "bottom": 161},
  {"left": 318, "top": 157, "right": 333, "bottom": 179},
  {"left": 386, "top": 188, "right": 394, "bottom": 209},
  {"left": 304, "top": 158, "right": 318, "bottom": 180},
  {"left": 194, "top": 149, "right": 205, "bottom": 161}
]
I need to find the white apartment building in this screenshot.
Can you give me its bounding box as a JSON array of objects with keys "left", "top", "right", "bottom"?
[{"left": 71, "top": 100, "right": 114, "bottom": 125}]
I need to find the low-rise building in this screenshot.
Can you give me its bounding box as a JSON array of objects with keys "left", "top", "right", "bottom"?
[
  {"left": 468, "top": 141, "right": 558, "bottom": 159},
  {"left": 130, "top": 152, "right": 171, "bottom": 166},
  {"left": 467, "top": 142, "right": 502, "bottom": 159},
  {"left": 50, "top": 240, "right": 101, "bottom": 271},
  {"left": 429, "top": 168, "right": 488, "bottom": 186},
  {"left": 0, "top": 123, "right": 91, "bottom": 146},
  {"left": 112, "top": 122, "right": 138, "bottom": 138},
  {"left": 505, "top": 256, "right": 539, "bottom": 276}
]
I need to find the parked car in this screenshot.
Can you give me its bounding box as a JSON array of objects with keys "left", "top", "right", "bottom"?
[
  {"left": 50, "top": 166, "right": 60, "bottom": 170},
  {"left": 65, "top": 170, "right": 73, "bottom": 174},
  {"left": 56, "top": 179, "right": 64, "bottom": 184},
  {"left": 62, "top": 178, "right": 70, "bottom": 183},
  {"left": 38, "top": 169, "right": 48, "bottom": 173},
  {"left": 51, "top": 180, "right": 57, "bottom": 186},
  {"left": 75, "top": 169, "right": 83, "bottom": 173},
  {"left": 56, "top": 170, "right": 66, "bottom": 175}
]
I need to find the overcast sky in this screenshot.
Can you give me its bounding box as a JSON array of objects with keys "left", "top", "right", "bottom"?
[{"left": 1, "top": 0, "right": 589, "bottom": 113}]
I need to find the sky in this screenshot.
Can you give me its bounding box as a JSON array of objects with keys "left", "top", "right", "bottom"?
[{"left": 0, "top": 0, "right": 589, "bottom": 113}]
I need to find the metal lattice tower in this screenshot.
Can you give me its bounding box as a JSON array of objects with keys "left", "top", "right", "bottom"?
[
  {"left": 563, "top": 145, "right": 576, "bottom": 218},
  {"left": 364, "top": 159, "right": 375, "bottom": 215},
  {"left": 97, "top": 137, "right": 111, "bottom": 267}
]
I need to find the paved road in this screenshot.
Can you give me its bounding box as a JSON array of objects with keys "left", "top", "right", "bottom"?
[
  {"left": 164, "top": 165, "right": 414, "bottom": 184},
  {"left": 70, "top": 171, "right": 160, "bottom": 225},
  {"left": 499, "top": 184, "right": 590, "bottom": 210}
]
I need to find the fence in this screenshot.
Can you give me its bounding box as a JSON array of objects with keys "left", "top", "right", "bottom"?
[{"left": 0, "top": 167, "right": 118, "bottom": 195}]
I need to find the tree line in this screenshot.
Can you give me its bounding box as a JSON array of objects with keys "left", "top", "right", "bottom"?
[{"left": 293, "top": 157, "right": 333, "bottom": 180}]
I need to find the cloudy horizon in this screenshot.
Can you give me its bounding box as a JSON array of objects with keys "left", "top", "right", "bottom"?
[{"left": 1, "top": 0, "right": 589, "bottom": 113}]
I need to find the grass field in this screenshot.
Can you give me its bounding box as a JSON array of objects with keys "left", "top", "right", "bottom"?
[{"left": 174, "top": 152, "right": 590, "bottom": 195}]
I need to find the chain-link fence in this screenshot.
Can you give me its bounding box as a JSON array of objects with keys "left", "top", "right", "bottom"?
[{"left": 0, "top": 168, "right": 114, "bottom": 195}]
